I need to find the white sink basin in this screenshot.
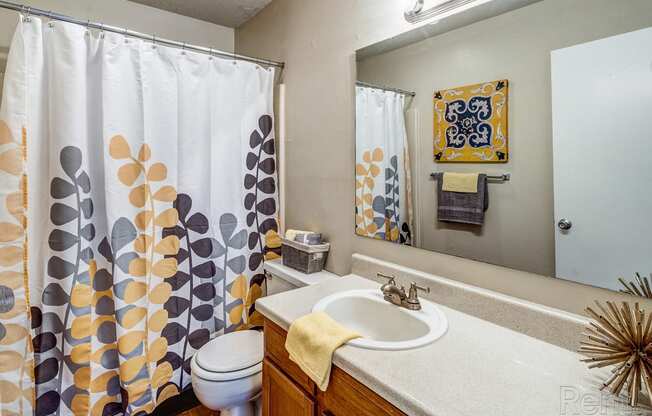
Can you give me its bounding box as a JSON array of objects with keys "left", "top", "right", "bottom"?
[{"left": 312, "top": 289, "right": 447, "bottom": 350}]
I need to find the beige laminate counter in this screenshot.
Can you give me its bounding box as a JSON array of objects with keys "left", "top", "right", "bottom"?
[{"left": 256, "top": 274, "right": 652, "bottom": 416}]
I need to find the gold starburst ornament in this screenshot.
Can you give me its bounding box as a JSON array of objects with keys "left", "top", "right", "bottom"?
[
  {"left": 580, "top": 301, "right": 652, "bottom": 407},
  {"left": 619, "top": 273, "right": 652, "bottom": 299}
]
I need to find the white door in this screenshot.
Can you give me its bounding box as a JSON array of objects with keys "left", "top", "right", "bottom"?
[{"left": 551, "top": 27, "right": 652, "bottom": 291}]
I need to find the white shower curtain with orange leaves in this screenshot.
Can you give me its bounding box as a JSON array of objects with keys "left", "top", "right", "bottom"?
[
  {"left": 355, "top": 86, "right": 412, "bottom": 245},
  {"left": 0, "top": 17, "right": 280, "bottom": 416}
]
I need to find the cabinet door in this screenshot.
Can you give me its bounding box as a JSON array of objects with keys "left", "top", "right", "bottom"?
[
  {"left": 318, "top": 366, "right": 406, "bottom": 416},
  {"left": 263, "top": 359, "right": 315, "bottom": 416},
  {"left": 264, "top": 319, "right": 316, "bottom": 394}
]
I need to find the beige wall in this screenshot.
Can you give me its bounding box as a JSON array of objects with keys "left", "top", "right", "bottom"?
[
  {"left": 357, "top": 0, "right": 652, "bottom": 278},
  {"left": 0, "top": 0, "right": 234, "bottom": 97},
  {"left": 236, "top": 0, "right": 652, "bottom": 315}
]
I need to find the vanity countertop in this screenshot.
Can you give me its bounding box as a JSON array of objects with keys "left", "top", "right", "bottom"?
[{"left": 256, "top": 274, "right": 649, "bottom": 416}]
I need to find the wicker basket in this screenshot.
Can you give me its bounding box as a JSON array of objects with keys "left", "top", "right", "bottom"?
[{"left": 281, "top": 238, "right": 330, "bottom": 274}]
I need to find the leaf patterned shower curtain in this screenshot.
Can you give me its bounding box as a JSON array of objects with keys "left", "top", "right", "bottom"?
[
  {"left": 0, "top": 17, "right": 280, "bottom": 416},
  {"left": 355, "top": 86, "right": 413, "bottom": 245}
]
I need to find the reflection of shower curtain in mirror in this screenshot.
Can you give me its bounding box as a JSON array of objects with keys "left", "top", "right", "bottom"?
[{"left": 355, "top": 86, "right": 412, "bottom": 244}]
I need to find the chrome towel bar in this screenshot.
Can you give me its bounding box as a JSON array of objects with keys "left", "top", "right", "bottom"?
[{"left": 430, "top": 173, "right": 511, "bottom": 181}]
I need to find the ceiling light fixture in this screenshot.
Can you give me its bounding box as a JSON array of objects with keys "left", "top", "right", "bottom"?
[
  {"left": 404, "top": 0, "right": 424, "bottom": 16},
  {"left": 404, "top": 0, "right": 495, "bottom": 23}
]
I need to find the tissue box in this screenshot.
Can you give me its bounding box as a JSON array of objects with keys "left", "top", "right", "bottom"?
[
  {"left": 293, "top": 232, "right": 322, "bottom": 245},
  {"left": 281, "top": 238, "right": 330, "bottom": 274}
]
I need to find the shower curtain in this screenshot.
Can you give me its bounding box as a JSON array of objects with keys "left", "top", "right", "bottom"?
[
  {"left": 0, "top": 17, "right": 280, "bottom": 416},
  {"left": 355, "top": 86, "right": 412, "bottom": 245}
]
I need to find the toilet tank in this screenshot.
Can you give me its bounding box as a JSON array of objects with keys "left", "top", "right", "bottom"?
[
  {"left": 266, "top": 272, "right": 299, "bottom": 295},
  {"left": 263, "top": 258, "right": 337, "bottom": 296}
]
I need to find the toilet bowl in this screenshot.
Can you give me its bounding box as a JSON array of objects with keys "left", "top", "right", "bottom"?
[
  {"left": 191, "top": 260, "right": 336, "bottom": 415},
  {"left": 191, "top": 330, "right": 264, "bottom": 416}
]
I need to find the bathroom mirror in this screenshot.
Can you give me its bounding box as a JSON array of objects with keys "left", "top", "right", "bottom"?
[{"left": 354, "top": 0, "right": 652, "bottom": 295}]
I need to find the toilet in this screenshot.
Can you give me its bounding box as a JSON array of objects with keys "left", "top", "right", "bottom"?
[
  {"left": 190, "top": 330, "right": 264, "bottom": 416},
  {"left": 191, "top": 259, "right": 337, "bottom": 416}
]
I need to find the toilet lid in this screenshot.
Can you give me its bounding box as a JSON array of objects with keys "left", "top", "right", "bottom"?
[{"left": 195, "top": 330, "right": 264, "bottom": 373}]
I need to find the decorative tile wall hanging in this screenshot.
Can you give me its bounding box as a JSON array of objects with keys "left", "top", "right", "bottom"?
[{"left": 434, "top": 79, "right": 508, "bottom": 162}]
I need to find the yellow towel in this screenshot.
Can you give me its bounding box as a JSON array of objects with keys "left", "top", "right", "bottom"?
[
  {"left": 442, "top": 172, "right": 479, "bottom": 193},
  {"left": 285, "top": 312, "right": 360, "bottom": 391}
]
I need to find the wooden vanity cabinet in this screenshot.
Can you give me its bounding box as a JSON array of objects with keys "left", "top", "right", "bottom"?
[
  {"left": 262, "top": 319, "right": 406, "bottom": 416},
  {"left": 263, "top": 359, "right": 315, "bottom": 416}
]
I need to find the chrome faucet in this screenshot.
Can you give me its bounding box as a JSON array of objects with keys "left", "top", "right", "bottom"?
[{"left": 377, "top": 273, "right": 430, "bottom": 310}]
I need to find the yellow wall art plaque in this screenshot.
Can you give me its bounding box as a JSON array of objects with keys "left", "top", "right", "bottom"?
[{"left": 434, "top": 79, "right": 508, "bottom": 162}]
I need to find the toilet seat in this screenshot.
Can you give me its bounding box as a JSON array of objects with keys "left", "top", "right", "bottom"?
[
  {"left": 193, "top": 359, "right": 263, "bottom": 382},
  {"left": 192, "top": 330, "right": 264, "bottom": 382}
]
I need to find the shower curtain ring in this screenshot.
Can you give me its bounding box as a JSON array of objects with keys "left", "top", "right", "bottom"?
[
  {"left": 99, "top": 22, "right": 105, "bottom": 39},
  {"left": 24, "top": 6, "right": 31, "bottom": 22},
  {"left": 123, "top": 27, "right": 129, "bottom": 43},
  {"left": 151, "top": 34, "right": 156, "bottom": 49},
  {"left": 181, "top": 42, "right": 186, "bottom": 55},
  {"left": 85, "top": 19, "right": 91, "bottom": 35},
  {"left": 208, "top": 47, "right": 213, "bottom": 60},
  {"left": 48, "top": 11, "right": 56, "bottom": 28},
  {"left": 232, "top": 50, "right": 237, "bottom": 65}
]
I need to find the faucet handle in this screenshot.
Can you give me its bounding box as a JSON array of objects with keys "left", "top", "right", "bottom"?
[
  {"left": 409, "top": 282, "right": 430, "bottom": 294},
  {"left": 405, "top": 281, "right": 430, "bottom": 310},
  {"left": 377, "top": 272, "right": 396, "bottom": 286},
  {"left": 378, "top": 272, "right": 397, "bottom": 296}
]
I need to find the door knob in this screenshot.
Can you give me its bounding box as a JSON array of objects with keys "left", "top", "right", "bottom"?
[{"left": 558, "top": 218, "right": 572, "bottom": 230}]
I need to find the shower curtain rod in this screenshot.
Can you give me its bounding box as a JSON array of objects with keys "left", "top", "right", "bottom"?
[
  {"left": 0, "top": 0, "right": 285, "bottom": 69},
  {"left": 356, "top": 80, "right": 416, "bottom": 97}
]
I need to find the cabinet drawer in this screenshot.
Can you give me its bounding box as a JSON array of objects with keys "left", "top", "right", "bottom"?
[
  {"left": 264, "top": 319, "right": 316, "bottom": 395},
  {"left": 263, "top": 359, "right": 315, "bottom": 416},
  {"left": 319, "top": 366, "right": 406, "bottom": 416}
]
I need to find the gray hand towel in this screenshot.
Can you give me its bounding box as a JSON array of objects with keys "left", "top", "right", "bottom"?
[{"left": 436, "top": 173, "right": 488, "bottom": 225}]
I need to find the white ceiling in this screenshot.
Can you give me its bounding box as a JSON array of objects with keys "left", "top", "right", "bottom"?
[{"left": 128, "top": 0, "right": 272, "bottom": 28}]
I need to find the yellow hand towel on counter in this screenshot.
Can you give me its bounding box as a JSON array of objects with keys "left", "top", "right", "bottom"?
[
  {"left": 442, "top": 172, "right": 479, "bottom": 193},
  {"left": 285, "top": 312, "right": 360, "bottom": 391}
]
